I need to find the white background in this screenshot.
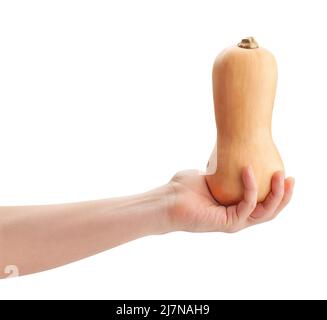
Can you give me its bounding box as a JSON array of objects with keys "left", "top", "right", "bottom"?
[{"left": 0, "top": 0, "right": 326, "bottom": 299}]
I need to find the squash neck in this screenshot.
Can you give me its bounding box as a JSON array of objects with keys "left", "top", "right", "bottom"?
[{"left": 217, "top": 129, "right": 272, "bottom": 144}]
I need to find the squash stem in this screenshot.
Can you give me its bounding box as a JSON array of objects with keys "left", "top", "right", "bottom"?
[{"left": 238, "top": 37, "right": 259, "bottom": 49}]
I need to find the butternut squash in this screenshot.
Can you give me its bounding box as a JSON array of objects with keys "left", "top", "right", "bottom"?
[{"left": 206, "top": 37, "right": 284, "bottom": 205}]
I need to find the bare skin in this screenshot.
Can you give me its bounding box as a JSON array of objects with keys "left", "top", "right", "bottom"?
[{"left": 0, "top": 166, "right": 294, "bottom": 278}]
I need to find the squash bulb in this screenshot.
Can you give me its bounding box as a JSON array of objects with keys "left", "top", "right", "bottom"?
[{"left": 205, "top": 37, "right": 284, "bottom": 206}]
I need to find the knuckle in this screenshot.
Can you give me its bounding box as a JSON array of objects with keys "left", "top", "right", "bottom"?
[
  {"left": 226, "top": 224, "right": 242, "bottom": 234},
  {"left": 248, "top": 201, "right": 256, "bottom": 211},
  {"left": 265, "top": 212, "right": 278, "bottom": 222}
]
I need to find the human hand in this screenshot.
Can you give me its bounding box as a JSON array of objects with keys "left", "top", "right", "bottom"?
[{"left": 167, "top": 166, "right": 294, "bottom": 233}]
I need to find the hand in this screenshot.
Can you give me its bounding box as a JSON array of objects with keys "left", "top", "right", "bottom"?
[{"left": 167, "top": 166, "right": 294, "bottom": 233}]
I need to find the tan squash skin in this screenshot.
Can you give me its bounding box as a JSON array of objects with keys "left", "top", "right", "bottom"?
[{"left": 206, "top": 37, "right": 284, "bottom": 206}]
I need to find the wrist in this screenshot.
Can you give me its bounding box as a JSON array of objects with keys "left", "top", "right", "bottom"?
[{"left": 143, "top": 184, "right": 176, "bottom": 235}]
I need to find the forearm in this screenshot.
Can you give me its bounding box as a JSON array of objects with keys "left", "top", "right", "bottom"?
[{"left": 0, "top": 185, "right": 173, "bottom": 278}]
